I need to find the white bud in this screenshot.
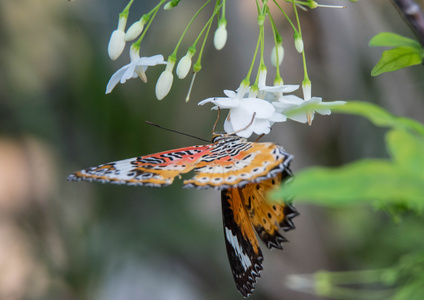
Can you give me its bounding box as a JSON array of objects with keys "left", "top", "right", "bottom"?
[
  {"left": 108, "top": 29, "right": 126, "bottom": 60},
  {"left": 271, "top": 43, "right": 284, "bottom": 67},
  {"left": 258, "top": 68, "right": 267, "bottom": 88},
  {"left": 164, "top": 0, "right": 180, "bottom": 10},
  {"left": 108, "top": 16, "right": 127, "bottom": 60},
  {"left": 156, "top": 61, "right": 175, "bottom": 100},
  {"left": 125, "top": 21, "right": 144, "bottom": 41},
  {"left": 302, "top": 81, "right": 312, "bottom": 100},
  {"left": 214, "top": 23, "right": 228, "bottom": 51},
  {"left": 176, "top": 54, "right": 192, "bottom": 79},
  {"left": 294, "top": 36, "right": 304, "bottom": 53}
]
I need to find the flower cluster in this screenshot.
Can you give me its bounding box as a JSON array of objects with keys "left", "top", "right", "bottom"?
[
  {"left": 105, "top": 0, "right": 347, "bottom": 138},
  {"left": 200, "top": 71, "right": 345, "bottom": 138}
]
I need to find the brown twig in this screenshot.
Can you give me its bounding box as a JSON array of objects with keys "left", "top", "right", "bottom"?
[{"left": 392, "top": 0, "right": 424, "bottom": 46}]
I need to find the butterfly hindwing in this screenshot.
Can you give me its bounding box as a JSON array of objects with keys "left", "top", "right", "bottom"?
[
  {"left": 222, "top": 169, "right": 299, "bottom": 296},
  {"left": 240, "top": 171, "right": 299, "bottom": 249},
  {"left": 221, "top": 188, "right": 264, "bottom": 297}
]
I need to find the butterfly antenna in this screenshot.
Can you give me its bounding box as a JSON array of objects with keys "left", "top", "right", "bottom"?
[
  {"left": 225, "top": 112, "right": 257, "bottom": 136},
  {"left": 145, "top": 121, "right": 210, "bottom": 143}
]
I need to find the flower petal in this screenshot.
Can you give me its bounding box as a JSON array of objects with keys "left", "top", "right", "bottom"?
[
  {"left": 269, "top": 112, "right": 287, "bottom": 122},
  {"left": 253, "top": 118, "right": 271, "bottom": 135},
  {"left": 242, "top": 98, "right": 275, "bottom": 118},
  {"left": 261, "top": 84, "right": 299, "bottom": 94},
  {"left": 106, "top": 66, "right": 129, "bottom": 94},
  {"left": 137, "top": 55, "right": 166, "bottom": 66},
  {"left": 228, "top": 105, "right": 255, "bottom": 137},
  {"left": 223, "top": 90, "right": 236, "bottom": 98},
  {"left": 121, "top": 62, "right": 137, "bottom": 83},
  {"left": 287, "top": 112, "right": 308, "bottom": 123}
]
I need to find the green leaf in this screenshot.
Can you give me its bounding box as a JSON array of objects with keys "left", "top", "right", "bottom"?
[
  {"left": 274, "top": 160, "right": 424, "bottom": 211},
  {"left": 369, "top": 32, "right": 421, "bottom": 49},
  {"left": 371, "top": 46, "right": 422, "bottom": 76},
  {"left": 331, "top": 101, "right": 424, "bottom": 136},
  {"left": 386, "top": 129, "right": 424, "bottom": 178}
]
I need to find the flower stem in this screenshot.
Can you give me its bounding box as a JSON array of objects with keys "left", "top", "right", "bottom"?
[
  {"left": 268, "top": 9, "right": 283, "bottom": 82},
  {"left": 193, "top": 1, "right": 224, "bottom": 72},
  {"left": 171, "top": 0, "right": 212, "bottom": 58},
  {"left": 292, "top": 0, "right": 310, "bottom": 83},
  {"left": 273, "top": 0, "right": 298, "bottom": 33},
  {"left": 133, "top": 0, "right": 166, "bottom": 48}
]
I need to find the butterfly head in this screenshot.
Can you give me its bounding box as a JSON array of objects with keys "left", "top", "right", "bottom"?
[{"left": 211, "top": 133, "right": 247, "bottom": 144}]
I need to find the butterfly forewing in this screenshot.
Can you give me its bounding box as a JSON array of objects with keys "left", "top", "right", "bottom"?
[
  {"left": 183, "top": 138, "right": 293, "bottom": 190},
  {"left": 67, "top": 145, "right": 210, "bottom": 187},
  {"left": 68, "top": 136, "right": 293, "bottom": 190}
]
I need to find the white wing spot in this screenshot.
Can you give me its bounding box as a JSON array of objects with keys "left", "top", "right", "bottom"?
[{"left": 225, "top": 227, "right": 252, "bottom": 270}]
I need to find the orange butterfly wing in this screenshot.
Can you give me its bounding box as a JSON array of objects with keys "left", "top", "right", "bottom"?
[
  {"left": 221, "top": 187, "right": 264, "bottom": 297},
  {"left": 68, "top": 136, "right": 292, "bottom": 190},
  {"left": 221, "top": 170, "right": 298, "bottom": 297}
]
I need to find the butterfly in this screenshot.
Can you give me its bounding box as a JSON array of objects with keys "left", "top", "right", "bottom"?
[{"left": 68, "top": 134, "right": 298, "bottom": 297}]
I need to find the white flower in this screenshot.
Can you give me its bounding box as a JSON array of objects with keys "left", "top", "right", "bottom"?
[
  {"left": 106, "top": 47, "right": 166, "bottom": 94},
  {"left": 199, "top": 86, "right": 278, "bottom": 138},
  {"left": 108, "top": 16, "right": 127, "bottom": 60},
  {"left": 214, "top": 21, "right": 228, "bottom": 51},
  {"left": 273, "top": 95, "right": 346, "bottom": 125},
  {"left": 155, "top": 60, "right": 175, "bottom": 100}
]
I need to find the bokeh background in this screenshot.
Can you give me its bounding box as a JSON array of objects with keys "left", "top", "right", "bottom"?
[{"left": 1, "top": 0, "right": 424, "bottom": 299}]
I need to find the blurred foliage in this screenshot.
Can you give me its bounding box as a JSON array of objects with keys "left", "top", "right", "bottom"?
[{"left": 275, "top": 101, "right": 424, "bottom": 299}]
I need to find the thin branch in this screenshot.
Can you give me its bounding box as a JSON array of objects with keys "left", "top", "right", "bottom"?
[{"left": 392, "top": 0, "right": 424, "bottom": 46}]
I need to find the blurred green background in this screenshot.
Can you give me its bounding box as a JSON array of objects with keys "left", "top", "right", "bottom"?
[{"left": 1, "top": 0, "right": 424, "bottom": 299}]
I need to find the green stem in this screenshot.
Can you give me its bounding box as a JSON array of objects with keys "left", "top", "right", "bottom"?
[
  {"left": 268, "top": 9, "right": 283, "bottom": 81},
  {"left": 291, "top": 0, "right": 310, "bottom": 82},
  {"left": 273, "top": 0, "right": 298, "bottom": 33},
  {"left": 244, "top": 28, "right": 262, "bottom": 84},
  {"left": 194, "top": 1, "right": 221, "bottom": 72},
  {"left": 170, "top": 0, "right": 212, "bottom": 58},
  {"left": 133, "top": 0, "right": 166, "bottom": 48},
  {"left": 121, "top": 0, "right": 135, "bottom": 16}
]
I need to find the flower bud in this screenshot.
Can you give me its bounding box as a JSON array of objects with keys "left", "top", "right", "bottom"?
[
  {"left": 125, "top": 21, "right": 144, "bottom": 41},
  {"left": 302, "top": 80, "right": 312, "bottom": 100},
  {"left": 294, "top": 33, "right": 304, "bottom": 53},
  {"left": 214, "top": 20, "right": 228, "bottom": 51},
  {"left": 156, "top": 60, "right": 175, "bottom": 100},
  {"left": 271, "top": 43, "right": 284, "bottom": 67},
  {"left": 108, "top": 30, "right": 126, "bottom": 60},
  {"left": 164, "top": 0, "right": 180, "bottom": 10},
  {"left": 176, "top": 53, "right": 192, "bottom": 79},
  {"left": 258, "top": 68, "right": 267, "bottom": 88},
  {"left": 108, "top": 16, "right": 127, "bottom": 60}
]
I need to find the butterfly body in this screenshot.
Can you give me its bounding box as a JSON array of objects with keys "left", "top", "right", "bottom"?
[{"left": 68, "top": 134, "right": 298, "bottom": 297}]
